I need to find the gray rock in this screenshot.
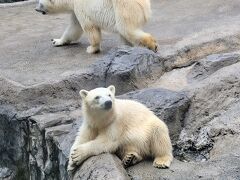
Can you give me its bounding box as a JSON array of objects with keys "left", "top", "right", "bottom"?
[
  {"left": 30, "top": 112, "right": 75, "bottom": 130},
  {"left": 0, "top": 167, "right": 14, "bottom": 180},
  {"left": 175, "top": 61, "right": 240, "bottom": 161},
  {"left": 210, "top": 134, "right": 240, "bottom": 160},
  {"left": 0, "top": 46, "right": 162, "bottom": 113},
  {"left": 127, "top": 154, "right": 240, "bottom": 180},
  {"left": 103, "top": 47, "right": 164, "bottom": 94},
  {"left": 27, "top": 110, "right": 83, "bottom": 180},
  {"left": 73, "top": 154, "right": 130, "bottom": 180},
  {"left": 0, "top": 106, "right": 29, "bottom": 180},
  {"left": 188, "top": 51, "right": 240, "bottom": 82}
]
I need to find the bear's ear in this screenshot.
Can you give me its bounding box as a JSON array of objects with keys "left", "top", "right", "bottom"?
[
  {"left": 79, "top": 90, "right": 88, "bottom": 99},
  {"left": 108, "top": 85, "right": 115, "bottom": 95}
]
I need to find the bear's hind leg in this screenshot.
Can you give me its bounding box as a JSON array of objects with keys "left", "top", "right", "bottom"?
[
  {"left": 151, "top": 127, "right": 173, "bottom": 168},
  {"left": 122, "top": 145, "right": 142, "bottom": 168},
  {"left": 114, "top": 0, "right": 157, "bottom": 51},
  {"left": 52, "top": 13, "right": 83, "bottom": 46},
  {"left": 153, "top": 155, "right": 172, "bottom": 168},
  {"left": 120, "top": 29, "right": 158, "bottom": 52},
  {"left": 138, "top": 32, "right": 159, "bottom": 52},
  {"left": 84, "top": 26, "right": 101, "bottom": 54}
]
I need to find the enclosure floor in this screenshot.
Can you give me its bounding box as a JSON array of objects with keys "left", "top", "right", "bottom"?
[{"left": 0, "top": 0, "right": 240, "bottom": 86}]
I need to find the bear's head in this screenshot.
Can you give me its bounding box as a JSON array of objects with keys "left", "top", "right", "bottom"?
[
  {"left": 80, "top": 85, "right": 116, "bottom": 112},
  {"left": 35, "top": 0, "right": 72, "bottom": 15}
]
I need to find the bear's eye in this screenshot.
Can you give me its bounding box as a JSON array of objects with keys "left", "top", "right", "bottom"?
[
  {"left": 108, "top": 94, "right": 111, "bottom": 97},
  {"left": 95, "top": 96, "right": 100, "bottom": 100}
]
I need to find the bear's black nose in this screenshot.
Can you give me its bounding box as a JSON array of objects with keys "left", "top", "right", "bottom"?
[{"left": 104, "top": 101, "right": 112, "bottom": 110}]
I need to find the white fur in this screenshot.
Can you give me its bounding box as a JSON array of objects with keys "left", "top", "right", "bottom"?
[
  {"left": 37, "top": 0, "right": 158, "bottom": 53},
  {"left": 68, "top": 86, "right": 173, "bottom": 172}
]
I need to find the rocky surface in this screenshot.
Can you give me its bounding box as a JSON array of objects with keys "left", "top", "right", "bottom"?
[
  {"left": 0, "top": 0, "right": 240, "bottom": 180},
  {"left": 1, "top": 0, "right": 240, "bottom": 86},
  {"left": 0, "top": 106, "right": 29, "bottom": 180},
  {"left": 128, "top": 153, "right": 240, "bottom": 180},
  {"left": 125, "top": 52, "right": 240, "bottom": 180},
  {"left": 1, "top": 48, "right": 240, "bottom": 180},
  {"left": 72, "top": 154, "right": 130, "bottom": 180}
]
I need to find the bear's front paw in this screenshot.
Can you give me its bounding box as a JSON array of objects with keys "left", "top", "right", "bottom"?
[
  {"left": 71, "top": 146, "right": 88, "bottom": 165},
  {"left": 86, "top": 45, "right": 100, "bottom": 54},
  {"left": 51, "top": 39, "right": 70, "bottom": 46}
]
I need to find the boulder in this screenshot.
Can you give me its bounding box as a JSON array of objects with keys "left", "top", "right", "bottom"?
[{"left": 73, "top": 154, "right": 130, "bottom": 180}]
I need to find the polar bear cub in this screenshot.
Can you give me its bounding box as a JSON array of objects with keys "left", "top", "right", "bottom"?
[
  {"left": 68, "top": 85, "right": 173, "bottom": 171},
  {"left": 35, "top": 0, "right": 158, "bottom": 53}
]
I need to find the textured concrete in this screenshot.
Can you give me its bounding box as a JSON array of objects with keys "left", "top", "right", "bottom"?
[{"left": 0, "top": 0, "right": 240, "bottom": 86}]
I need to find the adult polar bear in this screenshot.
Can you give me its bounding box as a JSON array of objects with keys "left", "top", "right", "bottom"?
[
  {"left": 35, "top": 0, "right": 158, "bottom": 53},
  {"left": 68, "top": 85, "right": 173, "bottom": 172}
]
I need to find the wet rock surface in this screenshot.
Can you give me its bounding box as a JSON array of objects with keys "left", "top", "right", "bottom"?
[{"left": 0, "top": 0, "right": 240, "bottom": 179}]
